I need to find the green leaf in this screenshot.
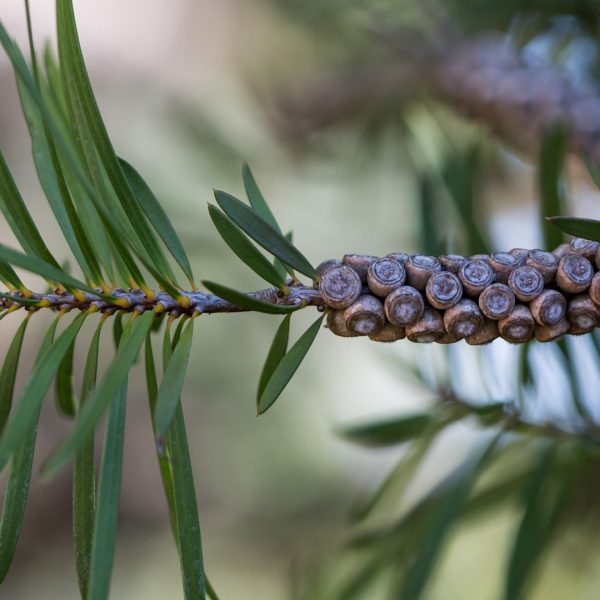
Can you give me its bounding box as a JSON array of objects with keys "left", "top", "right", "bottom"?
[
  {"left": 55, "top": 337, "right": 76, "bottom": 417},
  {"left": 583, "top": 154, "right": 600, "bottom": 190},
  {"left": 202, "top": 280, "right": 301, "bottom": 314},
  {"left": 87, "top": 380, "right": 127, "bottom": 600},
  {"left": 339, "top": 412, "right": 434, "bottom": 447},
  {"left": 73, "top": 317, "right": 105, "bottom": 599},
  {"left": 154, "top": 318, "right": 195, "bottom": 436},
  {"left": 0, "top": 314, "right": 58, "bottom": 582},
  {"left": 120, "top": 158, "right": 194, "bottom": 286},
  {"left": 257, "top": 315, "right": 324, "bottom": 414},
  {"left": 257, "top": 314, "right": 291, "bottom": 402},
  {"left": 0, "top": 261, "right": 23, "bottom": 290},
  {"left": 41, "top": 311, "right": 155, "bottom": 477},
  {"left": 0, "top": 315, "right": 29, "bottom": 435},
  {"left": 539, "top": 125, "right": 568, "bottom": 249},
  {"left": 0, "top": 312, "right": 87, "bottom": 471},
  {"left": 547, "top": 216, "right": 600, "bottom": 243},
  {"left": 214, "top": 190, "right": 316, "bottom": 278},
  {"left": 208, "top": 204, "right": 286, "bottom": 289},
  {"left": 242, "top": 163, "right": 281, "bottom": 232}
]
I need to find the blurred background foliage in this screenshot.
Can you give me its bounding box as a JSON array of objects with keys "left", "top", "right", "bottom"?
[{"left": 2, "top": 0, "right": 600, "bottom": 598}]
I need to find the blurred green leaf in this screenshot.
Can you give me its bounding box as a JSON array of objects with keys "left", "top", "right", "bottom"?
[
  {"left": 0, "top": 312, "right": 87, "bottom": 471},
  {"left": 214, "top": 190, "right": 316, "bottom": 278},
  {"left": 257, "top": 315, "right": 324, "bottom": 414},
  {"left": 242, "top": 163, "right": 281, "bottom": 233},
  {"left": 583, "top": 154, "right": 600, "bottom": 189},
  {"left": 208, "top": 204, "right": 286, "bottom": 289},
  {"left": 547, "top": 216, "right": 600, "bottom": 242},
  {"left": 42, "top": 311, "right": 155, "bottom": 477},
  {"left": 339, "top": 413, "right": 434, "bottom": 447},
  {"left": 273, "top": 230, "right": 295, "bottom": 281},
  {"left": 257, "top": 314, "right": 291, "bottom": 402},
  {"left": 202, "top": 280, "right": 301, "bottom": 314},
  {"left": 55, "top": 338, "right": 76, "bottom": 417},
  {"left": 0, "top": 262, "right": 23, "bottom": 290}
]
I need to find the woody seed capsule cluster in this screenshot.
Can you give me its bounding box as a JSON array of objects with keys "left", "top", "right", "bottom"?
[{"left": 319, "top": 239, "right": 600, "bottom": 345}]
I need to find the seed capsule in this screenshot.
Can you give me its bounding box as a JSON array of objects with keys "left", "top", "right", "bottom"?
[
  {"left": 405, "top": 255, "right": 442, "bottom": 291},
  {"left": 529, "top": 289, "right": 567, "bottom": 326},
  {"left": 326, "top": 309, "right": 356, "bottom": 337},
  {"left": 319, "top": 265, "right": 361, "bottom": 309},
  {"left": 439, "top": 254, "right": 467, "bottom": 273},
  {"left": 343, "top": 295, "right": 385, "bottom": 336},
  {"left": 478, "top": 283, "right": 515, "bottom": 319},
  {"left": 465, "top": 318, "right": 499, "bottom": 345},
  {"left": 443, "top": 299, "right": 484, "bottom": 338},
  {"left": 384, "top": 286, "right": 425, "bottom": 326},
  {"left": 342, "top": 254, "right": 377, "bottom": 283},
  {"left": 386, "top": 252, "right": 410, "bottom": 266},
  {"left": 509, "top": 248, "right": 529, "bottom": 265},
  {"left": 524, "top": 250, "right": 558, "bottom": 284},
  {"left": 535, "top": 319, "right": 570, "bottom": 342},
  {"left": 588, "top": 272, "right": 600, "bottom": 307},
  {"left": 498, "top": 305, "right": 535, "bottom": 343},
  {"left": 567, "top": 294, "right": 600, "bottom": 334},
  {"left": 556, "top": 254, "right": 594, "bottom": 293},
  {"left": 469, "top": 254, "right": 490, "bottom": 263},
  {"left": 569, "top": 237, "right": 599, "bottom": 258},
  {"left": 367, "top": 257, "right": 406, "bottom": 297},
  {"left": 488, "top": 252, "right": 519, "bottom": 283},
  {"left": 406, "top": 307, "right": 445, "bottom": 343},
  {"left": 436, "top": 332, "right": 462, "bottom": 344},
  {"left": 314, "top": 259, "right": 342, "bottom": 288},
  {"left": 459, "top": 259, "right": 495, "bottom": 296},
  {"left": 508, "top": 266, "right": 544, "bottom": 302},
  {"left": 425, "top": 271, "right": 463, "bottom": 309},
  {"left": 368, "top": 321, "right": 406, "bottom": 342},
  {"left": 552, "top": 243, "right": 571, "bottom": 260}
]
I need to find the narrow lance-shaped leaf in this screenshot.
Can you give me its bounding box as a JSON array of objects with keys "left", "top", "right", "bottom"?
[
  {"left": 0, "top": 312, "right": 87, "bottom": 471},
  {"left": 547, "top": 216, "right": 600, "bottom": 243},
  {"left": 0, "top": 261, "right": 23, "bottom": 290},
  {"left": 73, "top": 317, "right": 106, "bottom": 599},
  {"left": 208, "top": 203, "right": 286, "bottom": 289},
  {"left": 257, "top": 314, "right": 291, "bottom": 402},
  {"left": 257, "top": 315, "right": 324, "bottom": 414},
  {"left": 55, "top": 338, "right": 76, "bottom": 417},
  {"left": 214, "top": 190, "right": 316, "bottom": 278},
  {"left": 242, "top": 163, "right": 281, "bottom": 232},
  {"left": 202, "top": 280, "right": 301, "bottom": 315},
  {"left": 0, "top": 315, "right": 59, "bottom": 582},
  {"left": 41, "top": 311, "right": 155, "bottom": 477}
]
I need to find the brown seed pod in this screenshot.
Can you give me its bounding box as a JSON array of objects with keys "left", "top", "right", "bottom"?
[
  {"left": 529, "top": 289, "right": 567, "bottom": 326},
  {"left": 509, "top": 248, "right": 529, "bottom": 265},
  {"left": 552, "top": 243, "right": 571, "bottom": 260},
  {"left": 443, "top": 299, "right": 484, "bottom": 338},
  {"left": 386, "top": 252, "right": 410, "bottom": 266},
  {"left": 589, "top": 271, "right": 600, "bottom": 307},
  {"left": 314, "top": 259, "right": 342, "bottom": 288},
  {"left": 465, "top": 318, "right": 499, "bottom": 345},
  {"left": 439, "top": 254, "right": 467, "bottom": 273},
  {"left": 458, "top": 259, "right": 495, "bottom": 296},
  {"left": 508, "top": 266, "right": 544, "bottom": 302},
  {"left": 368, "top": 321, "right": 406, "bottom": 342},
  {"left": 478, "top": 283, "right": 515, "bottom": 319},
  {"left": 535, "top": 319, "right": 570, "bottom": 342},
  {"left": 405, "top": 255, "right": 442, "bottom": 291},
  {"left": 569, "top": 237, "right": 599, "bottom": 258},
  {"left": 524, "top": 250, "right": 558, "bottom": 284},
  {"left": 319, "top": 265, "right": 362, "bottom": 309},
  {"left": 595, "top": 246, "right": 600, "bottom": 271},
  {"left": 469, "top": 254, "right": 490, "bottom": 263},
  {"left": 425, "top": 272, "right": 463, "bottom": 309},
  {"left": 384, "top": 286, "right": 425, "bottom": 326},
  {"left": 556, "top": 254, "right": 594, "bottom": 294},
  {"left": 488, "top": 252, "right": 519, "bottom": 283},
  {"left": 326, "top": 309, "right": 356, "bottom": 337},
  {"left": 367, "top": 258, "right": 406, "bottom": 297},
  {"left": 498, "top": 305, "right": 535, "bottom": 343},
  {"left": 342, "top": 254, "right": 377, "bottom": 283},
  {"left": 436, "top": 332, "right": 462, "bottom": 344},
  {"left": 343, "top": 295, "right": 385, "bottom": 336},
  {"left": 567, "top": 294, "right": 600, "bottom": 334},
  {"left": 406, "top": 307, "right": 445, "bottom": 343}
]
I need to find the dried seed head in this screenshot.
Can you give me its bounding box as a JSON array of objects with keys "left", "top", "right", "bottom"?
[
  {"left": 508, "top": 266, "right": 544, "bottom": 302},
  {"left": 567, "top": 294, "right": 600, "bottom": 333},
  {"left": 488, "top": 252, "right": 519, "bottom": 283},
  {"left": 406, "top": 307, "right": 445, "bottom": 343},
  {"left": 465, "top": 318, "right": 499, "bottom": 345},
  {"left": 384, "top": 286, "right": 425, "bottom": 326},
  {"left": 439, "top": 254, "right": 467, "bottom": 273},
  {"left": 443, "top": 298, "right": 484, "bottom": 338},
  {"left": 326, "top": 309, "right": 356, "bottom": 337},
  {"left": 425, "top": 271, "right": 463, "bottom": 309},
  {"left": 367, "top": 257, "right": 406, "bottom": 297},
  {"left": 369, "top": 321, "right": 406, "bottom": 342},
  {"left": 509, "top": 248, "right": 530, "bottom": 265},
  {"left": 478, "top": 283, "right": 516, "bottom": 319},
  {"left": 319, "top": 265, "right": 362, "bottom": 309},
  {"left": 343, "top": 295, "right": 385, "bottom": 336},
  {"left": 498, "top": 305, "right": 535, "bottom": 343},
  {"left": 524, "top": 250, "right": 558, "bottom": 284},
  {"left": 459, "top": 259, "right": 495, "bottom": 295},
  {"left": 529, "top": 289, "right": 567, "bottom": 326},
  {"left": 342, "top": 254, "right": 377, "bottom": 282},
  {"left": 535, "top": 319, "right": 570, "bottom": 342},
  {"left": 569, "top": 237, "right": 599, "bottom": 258},
  {"left": 556, "top": 254, "right": 594, "bottom": 294},
  {"left": 405, "top": 255, "right": 442, "bottom": 291}
]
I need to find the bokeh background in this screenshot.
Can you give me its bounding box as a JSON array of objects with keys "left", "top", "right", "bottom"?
[{"left": 2, "top": 1, "right": 600, "bottom": 599}]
